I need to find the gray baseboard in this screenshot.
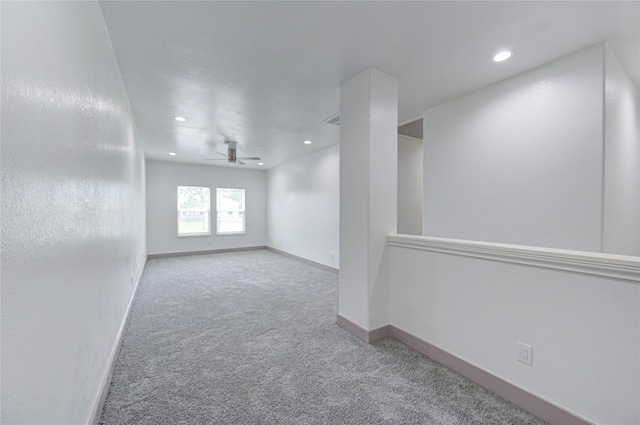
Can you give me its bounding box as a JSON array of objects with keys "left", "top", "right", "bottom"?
[
  {"left": 266, "top": 247, "right": 339, "bottom": 274},
  {"left": 336, "top": 315, "right": 593, "bottom": 425},
  {"left": 336, "top": 313, "right": 389, "bottom": 343},
  {"left": 148, "top": 246, "right": 267, "bottom": 259},
  {"left": 336, "top": 313, "right": 367, "bottom": 341},
  {"left": 90, "top": 259, "right": 147, "bottom": 425}
]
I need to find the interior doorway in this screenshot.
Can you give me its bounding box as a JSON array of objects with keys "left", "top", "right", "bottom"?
[{"left": 397, "top": 118, "right": 423, "bottom": 235}]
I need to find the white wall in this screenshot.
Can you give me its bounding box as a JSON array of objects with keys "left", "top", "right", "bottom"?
[
  {"left": 389, "top": 244, "right": 639, "bottom": 425},
  {"left": 398, "top": 135, "right": 423, "bottom": 235},
  {"left": 339, "top": 69, "right": 398, "bottom": 330},
  {"left": 267, "top": 144, "right": 339, "bottom": 269},
  {"left": 265, "top": 134, "right": 422, "bottom": 269},
  {"left": 1, "top": 2, "right": 146, "bottom": 424},
  {"left": 423, "top": 45, "right": 605, "bottom": 252},
  {"left": 392, "top": 44, "right": 640, "bottom": 423},
  {"left": 603, "top": 44, "right": 640, "bottom": 256},
  {"left": 146, "top": 160, "right": 266, "bottom": 255}
]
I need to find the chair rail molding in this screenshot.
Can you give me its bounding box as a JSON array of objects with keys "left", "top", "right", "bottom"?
[{"left": 388, "top": 234, "right": 640, "bottom": 283}]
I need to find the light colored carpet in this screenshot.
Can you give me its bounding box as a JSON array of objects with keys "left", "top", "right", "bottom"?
[{"left": 100, "top": 249, "right": 547, "bottom": 424}]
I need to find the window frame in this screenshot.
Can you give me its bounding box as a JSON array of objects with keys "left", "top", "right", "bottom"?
[
  {"left": 216, "top": 187, "right": 246, "bottom": 235},
  {"left": 176, "top": 185, "right": 211, "bottom": 237}
]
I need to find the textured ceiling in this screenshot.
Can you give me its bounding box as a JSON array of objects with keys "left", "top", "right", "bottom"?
[{"left": 100, "top": 1, "right": 639, "bottom": 170}]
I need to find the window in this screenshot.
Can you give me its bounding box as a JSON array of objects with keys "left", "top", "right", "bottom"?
[
  {"left": 177, "top": 186, "right": 210, "bottom": 236},
  {"left": 216, "top": 188, "right": 245, "bottom": 234}
]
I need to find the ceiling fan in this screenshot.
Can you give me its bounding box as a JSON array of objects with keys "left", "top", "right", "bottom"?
[{"left": 204, "top": 141, "right": 261, "bottom": 165}]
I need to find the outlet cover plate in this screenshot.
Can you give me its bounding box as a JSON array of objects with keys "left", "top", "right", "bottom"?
[{"left": 517, "top": 342, "right": 533, "bottom": 366}]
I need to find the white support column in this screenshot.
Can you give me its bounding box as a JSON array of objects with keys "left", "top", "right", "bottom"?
[{"left": 338, "top": 68, "right": 398, "bottom": 339}]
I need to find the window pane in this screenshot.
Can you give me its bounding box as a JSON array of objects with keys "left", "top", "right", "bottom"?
[
  {"left": 178, "top": 186, "right": 210, "bottom": 211},
  {"left": 177, "top": 186, "right": 210, "bottom": 235},
  {"left": 217, "top": 188, "right": 245, "bottom": 234},
  {"left": 217, "top": 211, "right": 244, "bottom": 233},
  {"left": 178, "top": 211, "right": 209, "bottom": 234}
]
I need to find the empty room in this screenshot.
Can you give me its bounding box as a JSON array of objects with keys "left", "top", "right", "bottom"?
[{"left": 2, "top": 1, "right": 639, "bottom": 425}]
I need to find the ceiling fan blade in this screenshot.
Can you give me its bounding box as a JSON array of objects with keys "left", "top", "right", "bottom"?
[
  {"left": 236, "top": 156, "right": 261, "bottom": 160},
  {"left": 237, "top": 160, "right": 246, "bottom": 165},
  {"left": 204, "top": 152, "right": 229, "bottom": 160}
]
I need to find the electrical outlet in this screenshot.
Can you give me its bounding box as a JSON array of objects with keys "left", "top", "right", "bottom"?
[
  {"left": 517, "top": 342, "right": 533, "bottom": 366},
  {"left": 130, "top": 275, "right": 134, "bottom": 286},
  {"left": 330, "top": 252, "right": 334, "bottom": 260}
]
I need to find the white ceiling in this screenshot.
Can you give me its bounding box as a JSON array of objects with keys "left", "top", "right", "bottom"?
[{"left": 100, "top": 1, "right": 639, "bottom": 170}]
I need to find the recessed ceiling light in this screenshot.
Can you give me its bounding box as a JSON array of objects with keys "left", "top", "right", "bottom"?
[
  {"left": 304, "top": 140, "right": 312, "bottom": 145},
  {"left": 493, "top": 51, "right": 512, "bottom": 62},
  {"left": 169, "top": 152, "right": 177, "bottom": 156},
  {"left": 174, "top": 116, "right": 186, "bottom": 122},
  {"left": 258, "top": 162, "right": 264, "bottom": 166}
]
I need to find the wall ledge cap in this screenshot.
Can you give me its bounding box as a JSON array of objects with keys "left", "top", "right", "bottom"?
[{"left": 388, "top": 234, "right": 640, "bottom": 282}]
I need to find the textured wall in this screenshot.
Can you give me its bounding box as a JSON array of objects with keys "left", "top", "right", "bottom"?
[
  {"left": 265, "top": 135, "right": 422, "bottom": 268},
  {"left": 267, "top": 144, "right": 340, "bottom": 269},
  {"left": 1, "top": 2, "right": 146, "bottom": 423},
  {"left": 603, "top": 44, "right": 640, "bottom": 256},
  {"left": 146, "top": 160, "right": 266, "bottom": 255},
  {"left": 389, "top": 245, "right": 639, "bottom": 425},
  {"left": 423, "top": 45, "right": 605, "bottom": 252},
  {"left": 396, "top": 43, "right": 640, "bottom": 424}
]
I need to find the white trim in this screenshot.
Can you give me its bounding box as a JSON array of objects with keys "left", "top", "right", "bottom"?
[
  {"left": 177, "top": 185, "right": 212, "bottom": 237},
  {"left": 387, "top": 234, "right": 640, "bottom": 282},
  {"left": 215, "top": 187, "right": 246, "bottom": 235}
]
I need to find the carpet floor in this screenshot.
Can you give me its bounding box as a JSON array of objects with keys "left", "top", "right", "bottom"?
[{"left": 100, "top": 249, "right": 547, "bottom": 425}]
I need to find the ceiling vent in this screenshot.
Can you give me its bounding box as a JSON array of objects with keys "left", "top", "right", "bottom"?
[{"left": 323, "top": 113, "right": 340, "bottom": 126}]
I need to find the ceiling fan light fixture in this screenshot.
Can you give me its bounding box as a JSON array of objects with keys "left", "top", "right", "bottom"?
[
  {"left": 304, "top": 140, "right": 312, "bottom": 145},
  {"left": 174, "top": 116, "right": 186, "bottom": 122},
  {"left": 169, "top": 152, "right": 176, "bottom": 156},
  {"left": 228, "top": 147, "right": 237, "bottom": 163},
  {"left": 204, "top": 140, "right": 259, "bottom": 166}
]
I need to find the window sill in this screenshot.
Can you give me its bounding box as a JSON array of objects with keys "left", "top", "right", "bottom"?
[
  {"left": 177, "top": 233, "right": 211, "bottom": 238},
  {"left": 216, "top": 232, "right": 246, "bottom": 236}
]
